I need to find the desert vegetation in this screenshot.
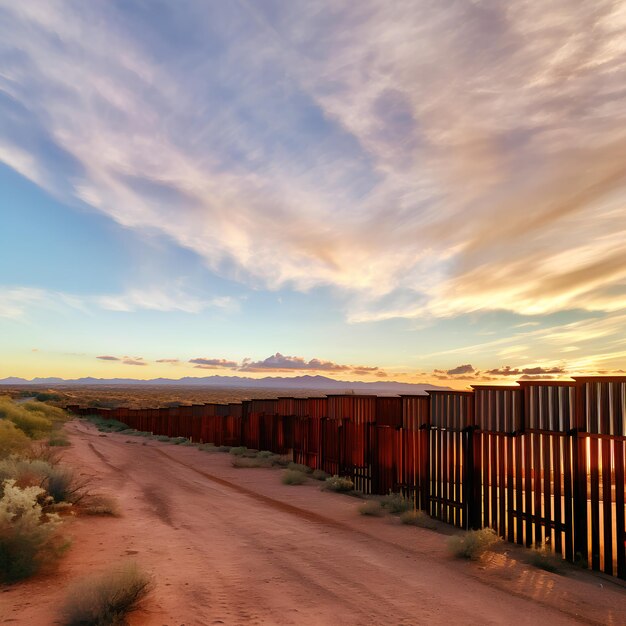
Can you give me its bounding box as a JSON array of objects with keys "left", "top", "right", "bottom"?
[
  {"left": 62, "top": 561, "right": 152, "bottom": 625},
  {"left": 447, "top": 528, "right": 500, "bottom": 560},
  {"left": 0, "top": 397, "right": 122, "bottom": 585}
]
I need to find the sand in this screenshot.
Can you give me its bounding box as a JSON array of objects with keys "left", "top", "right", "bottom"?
[{"left": 1, "top": 420, "right": 624, "bottom": 625}]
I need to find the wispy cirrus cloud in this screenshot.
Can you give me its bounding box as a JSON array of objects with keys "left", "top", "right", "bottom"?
[{"left": 1, "top": 0, "right": 625, "bottom": 329}]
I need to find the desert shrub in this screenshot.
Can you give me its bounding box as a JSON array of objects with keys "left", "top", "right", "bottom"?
[
  {"left": 257, "top": 450, "right": 274, "bottom": 459},
  {"left": 282, "top": 469, "right": 307, "bottom": 485},
  {"left": 0, "top": 458, "right": 55, "bottom": 496},
  {"left": 0, "top": 479, "right": 66, "bottom": 583},
  {"left": 229, "top": 446, "right": 248, "bottom": 456},
  {"left": 217, "top": 445, "right": 231, "bottom": 452},
  {"left": 0, "top": 421, "right": 30, "bottom": 458},
  {"left": 448, "top": 528, "right": 500, "bottom": 560},
  {"left": 79, "top": 494, "right": 120, "bottom": 517},
  {"left": 528, "top": 546, "right": 563, "bottom": 573},
  {"left": 44, "top": 467, "right": 88, "bottom": 505},
  {"left": 85, "top": 416, "right": 129, "bottom": 433},
  {"left": 311, "top": 469, "right": 329, "bottom": 481},
  {"left": 22, "top": 401, "right": 68, "bottom": 423},
  {"left": 154, "top": 435, "right": 171, "bottom": 442},
  {"left": 287, "top": 462, "right": 312, "bottom": 474},
  {"left": 62, "top": 561, "right": 152, "bottom": 625},
  {"left": 232, "top": 457, "right": 273, "bottom": 469},
  {"left": 171, "top": 437, "right": 189, "bottom": 445},
  {"left": 380, "top": 493, "right": 413, "bottom": 515},
  {"left": 197, "top": 443, "right": 217, "bottom": 452},
  {"left": 323, "top": 475, "right": 354, "bottom": 492},
  {"left": 399, "top": 510, "right": 437, "bottom": 529},
  {"left": 358, "top": 501, "right": 384, "bottom": 516},
  {"left": 34, "top": 392, "right": 62, "bottom": 403},
  {"left": 48, "top": 435, "right": 71, "bottom": 447}
]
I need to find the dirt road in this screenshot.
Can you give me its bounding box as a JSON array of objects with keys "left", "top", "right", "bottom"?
[{"left": 2, "top": 421, "right": 625, "bottom": 625}]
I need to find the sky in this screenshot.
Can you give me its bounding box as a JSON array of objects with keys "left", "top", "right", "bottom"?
[{"left": 1, "top": 1, "right": 626, "bottom": 388}]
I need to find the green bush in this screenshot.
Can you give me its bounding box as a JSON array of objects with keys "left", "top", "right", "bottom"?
[
  {"left": 399, "top": 510, "right": 437, "bottom": 529},
  {"left": 287, "top": 462, "right": 312, "bottom": 474},
  {"left": 257, "top": 450, "right": 274, "bottom": 459},
  {"left": 323, "top": 475, "right": 354, "bottom": 492},
  {"left": 311, "top": 469, "right": 329, "bottom": 481},
  {"left": 358, "top": 501, "right": 384, "bottom": 516},
  {"left": 229, "top": 446, "right": 248, "bottom": 457},
  {"left": 61, "top": 561, "right": 152, "bottom": 625},
  {"left": 380, "top": 493, "right": 413, "bottom": 515},
  {"left": 282, "top": 470, "right": 307, "bottom": 485},
  {"left": 48, "top": 435, "right": 71, "bottom": 447},
  {"left": 197, "top": 443, "right": 217, "bottom": 452},
  {"left": 0, "top": 479, "right": 68, "bottom": 583},
  {"left": 448, "top": 528, "right": 500, "bottom": 560},
  {"left": 0, "top": 421, "right": 30, "bottom": 458}
]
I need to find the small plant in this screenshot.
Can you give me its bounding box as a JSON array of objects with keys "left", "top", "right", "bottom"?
[
  {"left": 528, "top": 545, "right": 562, "bottom": 573},
  {"left": 323, "top": 475, "right": 354, "bottom": 492},
  {"left": 197, "top": 443, "right": 217, "bottom": 452},
  {"left": 62, "top": 561, "right": 152, "bottom": 625},
  {"left": 154, "top": 435, "right": 171, "bottom": 442},
  {"left": 48, "top": 435, "right": 71, "bottom": 447},
  {"left": 79, "top": 494, "right": 121, "bottom": 517},
  {"left": 0, "top": 421, "right": 30, "bottom": 458},
  {"left": 45, "top": 466, "right": 87, "bottom": 504},
  {"left": 0, "top": 479, "right": 67, "bottom": 583},
  {"left": 287, "top": 462, "right": 312, "bottom": 474},
  {"left": 311, "top": 469, "right": 329, "bottom": 481},
  {"left": 229, "top": 446, "right": 248, "bottom": 457},
  {"left": 282, "top": 469, "right": 307, "bottom": 485},
  {"left": 217, "top": 445, "right": 231, "bottom": 452},
  {"left": 380, "top": 493, "right": 413, "bottom": 515},
  {"left": 257, "top": 450, "right": 274, "bottom": 459},
  {"left": 399, "top": 510, "right": 437, "bottom": 529},
  {"left": 232, "top": 456, "right": 273, "bottom": 469},
  {"left": 448, "top": 528, "right": 500, "bottom": 560},
  {"left": 358, "top": 501, "right": 384, "bottom": 516}
]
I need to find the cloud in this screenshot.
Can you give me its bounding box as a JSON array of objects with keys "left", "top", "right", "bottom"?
[
  {"left": 0, "top": 285, "right": 233, "bottom": 319},
  {"left": 156, "top": 358, "right": 179, "bottom": 364},
  {"left": 122, "top": 358, "right": 147, "bottom": 366},
  {"left": 1, "top": 1, "right": 625, "bottom": 328},
  {"left": 96, "top": 355, "right": 120, "bottom": 361},
  {"left": 486, "top": 365, "right": 566, "bottom": 376},
  {"left": 239, "top": 353, "right": 351, "bottom": 373},
  {"left": 446, "top": 364, "right": 475, "bottom": 376},
  {"left": 189, "top": 358, "right": 238, "bottom": 369}
]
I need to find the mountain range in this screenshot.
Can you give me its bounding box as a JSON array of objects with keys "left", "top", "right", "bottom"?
[{"left": 0, "top": 374, "right": 448, "bottom": 395}]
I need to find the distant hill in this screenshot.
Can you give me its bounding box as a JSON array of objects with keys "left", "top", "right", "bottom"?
[{"left": 0, "top": 374, "right": 448, "bottom": 395}]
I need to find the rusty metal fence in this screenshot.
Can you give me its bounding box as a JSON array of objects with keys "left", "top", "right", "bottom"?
[{"left": 66, "top": 376, "right": 626, "bottom": 580}]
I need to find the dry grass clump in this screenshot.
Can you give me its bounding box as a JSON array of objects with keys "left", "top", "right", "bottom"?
[
  {"left": 282, "top": 469, "right": 308, "bottom": 485},
  {"left": 0, "top": 398, "right": 69, "bottom": 442},
  {"left": 0, "top": 479, "right": 69, "bottom": 583},
  {"left": 399, "top": 510, "right": 437, "bottom": 529},
  {"left": 380, "top": 493, "right": 413, "bottom": 515},
  {"left": 79, "top": 494, "right": 121, "bottom": 517},
  {"left": 232, "top": 456, "right": 272, "bottom": 469},
  {"left": 448, "top": 528, "right": 500, "bottom": 560},
  {"left": 0, "top": 421, "right": 31, "bottom": 458},
  {"left": 62, "top": 561, "right": 152, "bottom": 625},
  {"left": 287, "top": 462, "right": 312, "bottom": 474},
  {"left": 528, "top": 545, "right": 563, "bottom": 573},
  {"left": 311, "top": 469, "right": 329, "bottom": 481},
  {"left": 322, "top": 475, "right": 354, "bottom": 492},
  {"left": 358, "top": 501, "right": 384, "bottom": 516},
  {"left": 48, "top": 434, "right": 71, "bottom": 447}
]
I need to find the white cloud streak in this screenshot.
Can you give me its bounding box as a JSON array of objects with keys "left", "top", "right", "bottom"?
[{"left": 0, "top": 1, "right": 625, "bottom": 324}]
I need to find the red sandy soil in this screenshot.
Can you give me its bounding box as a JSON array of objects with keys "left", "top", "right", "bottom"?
[{"left": 2, "top": 421, "right": 625, "bottom": 626}]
